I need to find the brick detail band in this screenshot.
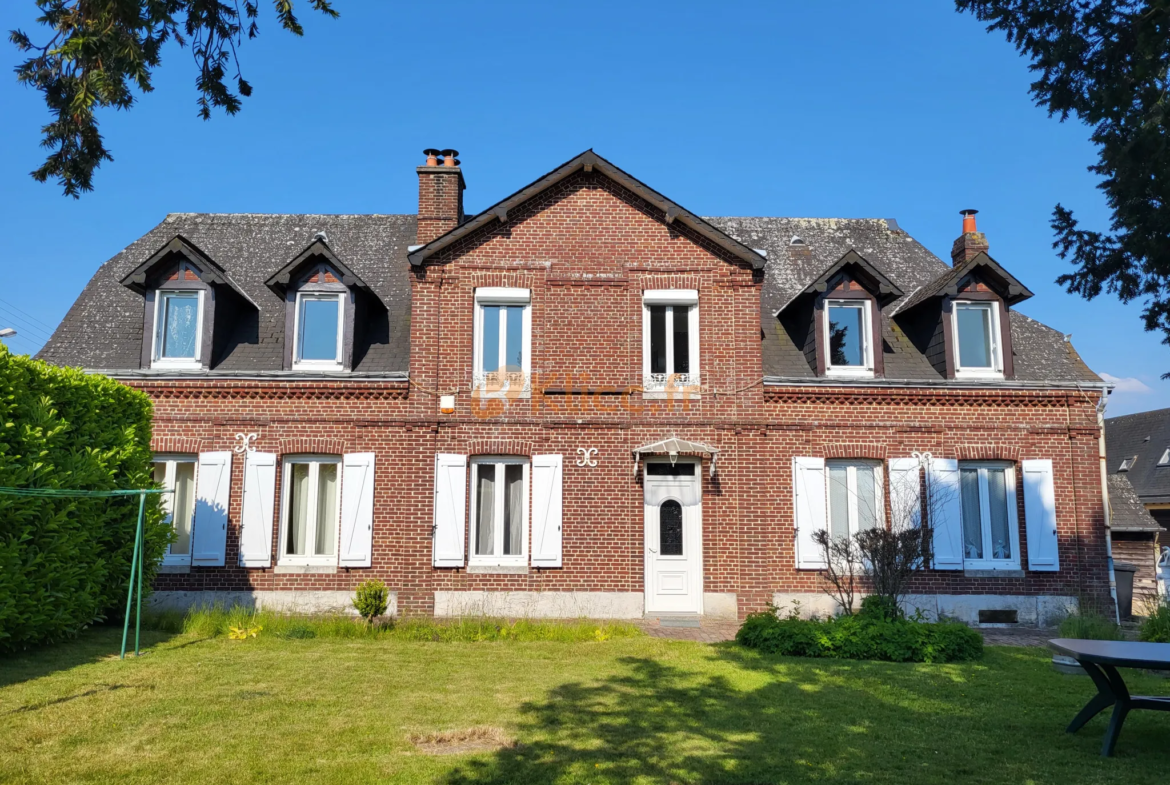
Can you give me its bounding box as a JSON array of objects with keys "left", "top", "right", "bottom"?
[
  {"left": 952, "top": 444, "right": 1023, "bottom": 462},
  {"left": 464, "top": 439, "right": 536, "bottom": 457},
  {"left": 822, "top": 443, "right": 889, "bottom": 460},
  {"left": 152, "top": 436, "right": 207, "bottom": 454},
  {"left": 280, "top": 437, "right": 350, "bottom": 456}
]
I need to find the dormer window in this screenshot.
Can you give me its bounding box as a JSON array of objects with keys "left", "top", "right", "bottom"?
[
  {"left": 953, "top": 301, "right": 1003, "bottom": 377},
  {"left": 154, "top": 289, "right": 204, "bottom": 367},
  {"left": 294, "top": 292, "right": 344, "bottom": 369},
  {"left": 824, "top": 299, "right": 873, "bottom": 376}
]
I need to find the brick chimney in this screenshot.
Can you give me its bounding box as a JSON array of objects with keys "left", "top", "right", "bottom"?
[
  {"left": 950, "top": 209, "right": 989, "bottom": 266},
  {"left": 416, "top": 148, "right": 465, "bottom": 245}
]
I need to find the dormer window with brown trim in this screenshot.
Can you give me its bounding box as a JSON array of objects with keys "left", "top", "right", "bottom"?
[
  {"left": 824, "top": 298, "right": 874, "bottom": 377},
  {"left": 266, "top": 236, "right": 382, "bottom": 373},
  {"left": 120, "top": 235, "right": 257, "bottom": 372},
  {"left": 952, "top": 300, "right": 1003, "bottom": 378}
]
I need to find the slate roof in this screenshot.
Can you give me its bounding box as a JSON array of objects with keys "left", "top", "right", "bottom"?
[
  {"left": 1105, "top": 408, "right": 1170, "bottom": 505},
  {"left": 38, "top": 213, "right": 415, "bottom": 376},
  {"left": 704, "top": 216, "right": 1100, "bottom": 384},
  {"left": 1107, "top": 474, "right": 1163, "bottom": 532}
]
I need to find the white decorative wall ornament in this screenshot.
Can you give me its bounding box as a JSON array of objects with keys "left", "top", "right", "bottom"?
[
  {"left": 576, "top": 447, "right": 598, "bottom": 467},
  {"left": 233, "top": 432, "right": 259, "bottom": 454}
]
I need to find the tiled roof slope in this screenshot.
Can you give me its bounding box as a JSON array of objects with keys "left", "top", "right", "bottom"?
[
  {"left": 38, "top": 213, "right": 416, "bottom": 374},
  {"left": 705, "top": 216, "right": 1101, "bottom": 384},
  {"left": 39, "top": 210, "right": 1098, "bottom": 385},
  {"left": 1106, "top": 407, "right": 1170, "bottom": 504},
  {"left": 1106, "top": 474, "right": 1163, "bottom": 532}
]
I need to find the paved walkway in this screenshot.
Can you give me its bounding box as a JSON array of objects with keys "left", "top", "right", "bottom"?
[{"left": 638, "top": 618, "right": 1063, "bottom": 647}]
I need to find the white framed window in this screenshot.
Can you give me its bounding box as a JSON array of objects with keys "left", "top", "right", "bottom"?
[
  {"left": 826, "top": 460, "right": 883, "bottom": 538},
  {"left": 469, "top": 456, "right": 529, "bottom": 566},
  {"left": 642, "top": 289, "right": 700, "bottom": 395},
  {"left": 293, "top": 292, "right": 344, "bottom": 370},
  {"left": 824, "top": 299, "right": 874, "bottom": 376},
  {"left": 958, "top": 461, "right": 1020, "bottom": 570},
  {"left": 278, "top": 455, "right": 341, "bottom": 565},
  {"left": 952, "top": 301, "right": 1003, "bottom": 378},
  {"left": 473, "top": 288, "right": 531, "bottom": 398},
  {"left": 152, "top": 455, "right": 198, "bottom": 565},
  {"left": 152, "top": 290, "right": 204, "bottom": 368}
]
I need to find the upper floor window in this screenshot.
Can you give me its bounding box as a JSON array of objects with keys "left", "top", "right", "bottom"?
[
  {"left": 473, "top": 288, "right": 531, "bottom": 398},
  {"left": 643, "top": 290, "right": 699, "bottom": 395},
  {"left": 153, "top": 290, "right": 203, "bottom": 367},
  {"left": 953, "top": 301, "right": 1003, "bottom": 377},
  {"left": 959, "top": 461, "right": 1019, "bottom": 569},
  {"left": 294, "top": 292, "right": 344, "bottom": 369},
  {"left": 824, "top": 299, "right": 873, "bottom": 376}
]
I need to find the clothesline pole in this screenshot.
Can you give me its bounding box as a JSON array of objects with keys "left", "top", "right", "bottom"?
[{"left": 121, "top": 493, "right": 146, "bottom": 660}]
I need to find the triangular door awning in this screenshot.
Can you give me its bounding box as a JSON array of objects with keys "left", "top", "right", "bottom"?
[{"left": 632, "top": 436, "right": 720, "bottom": 478}]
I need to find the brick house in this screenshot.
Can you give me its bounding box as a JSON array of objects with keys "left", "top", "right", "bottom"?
[{"left": 39, "top": 149, "right": 1112, "bottom": 625}]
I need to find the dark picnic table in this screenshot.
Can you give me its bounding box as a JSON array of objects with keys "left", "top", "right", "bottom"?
[{"left": 1049, "top": 638, "right": 1170, "bottom": 756}]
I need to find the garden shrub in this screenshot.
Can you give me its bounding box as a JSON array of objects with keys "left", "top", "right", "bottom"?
[
  {"left": 735, "top": 608, "right": 983, "bottom": 663},
  {"left": 353, "top": 578, "right": 390, "bottom": 622},
  {"left": 1058, "top": 609, "right": 1123, "bottom": 641},
  {"left": 0, "top": 345, "right": 166, "bottom": 652},
  {"left": 1139, "top": 599, "right": 1170, "bottom": 643}
]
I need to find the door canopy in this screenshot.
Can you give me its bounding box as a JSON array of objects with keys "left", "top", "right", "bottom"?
[{"left": 632, "top": 436, "right": 719, "bottom": 478}]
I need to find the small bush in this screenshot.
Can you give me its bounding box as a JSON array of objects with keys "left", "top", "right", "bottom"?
[
  {"left": 353, "top": 579, "right": 389, "bottom": 622},
  {"left": 1139, "top": 599, "right": 1170, "bottom": 643},
  {"left": 1058, "top": 609, "right": 1123, "bottom": 641},
  {"left": 735, "top": 610, "right": 983, "bottom": 663},
  {"left": 858, "top": 595, "right": 901, "bottom": 622}
]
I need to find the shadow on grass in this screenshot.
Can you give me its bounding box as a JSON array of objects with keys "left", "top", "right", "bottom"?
[{"left": 0, "top": 624, "right": 178, "bottom": 689}]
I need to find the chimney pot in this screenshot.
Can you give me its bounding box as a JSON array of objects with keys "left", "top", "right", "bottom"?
[
  {"left": 951, "top": 208, "right": 988, "bottom": 266},
  {"left": 424, "top": 148, "right": 440, "bottom": 167},
  {"left": 441, "top": 148, "right": 459, "bottom": 167},
  {"left": 960, "top": 208, "right": 978, "bottom": 234}
]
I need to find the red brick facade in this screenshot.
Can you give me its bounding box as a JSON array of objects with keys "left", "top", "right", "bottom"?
[{"left": 142, "top": 164, "right": 1111, "bottom": 620}]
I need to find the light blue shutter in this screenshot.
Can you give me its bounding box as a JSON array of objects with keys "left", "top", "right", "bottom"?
[
  {"left": 927, "top": 458, "right": 963, "bottom": 570},
  {"left": 238, "top": 451, "right": 276, "bottom": 568},
  {"left": 191, "top": 451, "right": 232, "bottom": 566},
  {"left": 339, "top": 453, "right": 375, "bottom": 568},
  {"left": 1023, "top": 459, "right": 1060, "bottom": 571}
]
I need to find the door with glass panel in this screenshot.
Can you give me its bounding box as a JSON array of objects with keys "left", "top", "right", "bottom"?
[
  {"left": 153, "top": 456, "right": 197, "bottom": 566},
  {"left": 280, "top": 456, "right": 341, "bottom": 565},
  {"left": 643, "top": 461, "right": 703, "bottom": 615},
  {"left": 469, "top": 457, "right": 529, "bottom": 567}
]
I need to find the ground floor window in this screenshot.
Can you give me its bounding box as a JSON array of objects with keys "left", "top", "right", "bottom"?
[
  {"left": 280, "top": 456, "right": 340, "bottom": 565},
  {"left": 826, "top": 460, "right": 882, "bottom": 538},
  {"left": 470, "top": 456, "right": 528, "bottom": 566},
  {"left": 153, "top": 455, "right": 197, "bottom": 564},
  {"left": 958, "top": 462, "right": 1020, "bottom": 569}
]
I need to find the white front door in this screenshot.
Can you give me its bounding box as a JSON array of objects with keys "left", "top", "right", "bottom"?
[{"left": 643, "top": 460, "right": 703, "bottom": 615}]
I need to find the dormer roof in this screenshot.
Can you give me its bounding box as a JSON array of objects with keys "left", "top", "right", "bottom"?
[
  {"left": 892, "top": 251, "right": 1033, "bottom": 316},
  {"left": 773, "top": 249, "right": 903, "bottom": 316},
  {"left": 119, "top": 235, "right": 257, "bottom": 307},
  {"left": 265, "top": 238, "right": 373, "bottom": 294}
]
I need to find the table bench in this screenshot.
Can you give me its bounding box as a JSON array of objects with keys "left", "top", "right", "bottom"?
[{"left": 1049, "top": 638, "right": 1170, "bottom": 756}]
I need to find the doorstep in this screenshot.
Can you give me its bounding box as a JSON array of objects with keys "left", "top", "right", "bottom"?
[{"left": 644, "top": 613, "right": 702, "bottom": 628}]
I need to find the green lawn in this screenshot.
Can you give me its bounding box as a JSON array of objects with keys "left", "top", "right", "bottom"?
[{"left": 1, "top": 627, "right": 1168, "bottom": 784}]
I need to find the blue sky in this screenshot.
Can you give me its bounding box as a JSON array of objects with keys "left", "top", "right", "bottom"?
[{"left": 0, "top": 1, "right": 1162, "bottom": 415}]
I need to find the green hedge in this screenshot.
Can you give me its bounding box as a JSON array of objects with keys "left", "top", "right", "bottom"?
[
  {"left": 0, "top": 345, "right": 167, "bottom": 652},
  {"left": 735, "top": 609, "right": 984, "bottom": 663}
]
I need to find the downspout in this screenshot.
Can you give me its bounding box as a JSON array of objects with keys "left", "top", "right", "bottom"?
[{"left": 1093, "top": 386, "right": 1120, "bottom": 622}]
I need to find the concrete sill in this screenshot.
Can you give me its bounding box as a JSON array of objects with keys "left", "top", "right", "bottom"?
[
  {"left": 964, "top": 569, "right": 1025, "bottom": 579},
  {"left": 466, "top": 565, "right": 528, "bottom": 575},
  {"left": 158, "top": 565, "right": 190, "bottom": 574},
  {"left": 274, "top": 565, "right": 338, "bottom": 575}
]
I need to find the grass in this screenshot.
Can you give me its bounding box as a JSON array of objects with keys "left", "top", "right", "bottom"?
[
  {"left": 1058, "top": 610, "right": 1124, "bottom": 641},
  {"left": 2, "top": 625, "right": 1169, "bottom": 784}
]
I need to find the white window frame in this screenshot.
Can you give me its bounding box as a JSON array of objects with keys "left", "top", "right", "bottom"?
[
  {"left": 472, "top": 288, "right": 532, "bottom": 399},
  {"left": 958, "top": 461, "right": 1021, "bottom": 570},
  {"left": 153, "top": 454, "right": 198, "bottom": 565},
  {"left": 277, "top": 455, "right": 342, "bottom": 566},
  {"left": 823, "top": 299, "right": 874, "bottom": 377},
  {"left": 952, "top": 300, "right": 1003, "bottom": 379},
  {"left": 642, "top": 289, "right": 701, "bottom": 397},
  {"left": 468, "top": 455, "right": 530, "bottom": 567},
  {"left": 292, "top": 291, "right": 345, "bottom": 371},
  {"left": 826, "top": 459, "right": 884, "bottom": 536},
  {"left": 152, "top": 289, "right": 204, "bottom": 369}
]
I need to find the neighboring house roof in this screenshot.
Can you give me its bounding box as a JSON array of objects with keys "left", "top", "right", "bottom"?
[
  {"left": 1107, "top": 474, "right": 1164, "bottom": 532},
  {"left": 37, "top": 161, "right": 1100, "bottom": 387},
  {"left": 705, "top": 216, "right": 1099, "bottom": 384},
  {"left": 1106, "top": 407, "right": 1170, "bottom": 505},
  {"left": 37, "top": 213, "right": 415, "bottom": 375}
]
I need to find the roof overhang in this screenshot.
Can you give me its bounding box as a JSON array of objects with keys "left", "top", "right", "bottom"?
[
  {"left": 120, "top": 235, "right": 257, "bottom": 307},
  {"left": 407, "top": 150, "right": 767, "bottom": 270},
  {"left": 265, "top": 239, "right": 371, "bottom": 293}
]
